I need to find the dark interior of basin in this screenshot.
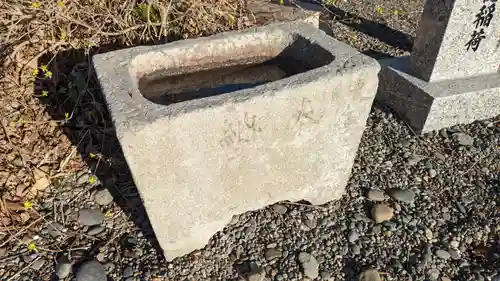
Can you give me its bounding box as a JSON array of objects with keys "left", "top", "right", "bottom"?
[{"left": 137, "top": 35, "right": 334, "bottom": 105}]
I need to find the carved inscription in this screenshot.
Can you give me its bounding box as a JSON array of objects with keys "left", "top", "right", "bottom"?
[
  {"left": 466, "top": 0, "right": 496, "bottom": 52},
  {"left": 290, "top": 98, "right": 320, "bottom": 133},
  {"left": 219, "top": 112, "right": 263, "bottom": 163}
]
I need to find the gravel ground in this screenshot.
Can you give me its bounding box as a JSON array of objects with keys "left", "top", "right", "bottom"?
[
  {"left": 1, "top": 107, "right": 498, "bottom": 281},
  {"left": 1, "top": 0, "right": 499, "bottom": 281}
]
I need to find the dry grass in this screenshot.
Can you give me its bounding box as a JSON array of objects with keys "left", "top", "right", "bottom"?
[
  {"left": 0, "top": 0, "right": 251, "bottom": 242},
  {"left": 0, "top": 0, "right": 250, "bottom": 70}
]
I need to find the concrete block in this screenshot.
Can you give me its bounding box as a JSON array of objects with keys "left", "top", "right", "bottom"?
[
  {"left": 377, "top": 57, "right": 500, "bottom": 133},
  {"left": 93, "top": 22, "right": 380, "bottom": 260}
]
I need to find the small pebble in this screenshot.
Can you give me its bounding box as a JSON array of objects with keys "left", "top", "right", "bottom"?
[
  {"left": 371, "top": 204, "right": 394, "bottom": 223},
  {"left": 367, "top": 189, "right": 386, "bottom": 201},
  {"left": 55, "top": 256, "right": 72, "bottom": 279},
  {"left": 88, "top": 226, "right": 105, "bottom": 236},
  {"left": 297, "top": 252, "right": 319, "bottom": 279},
  {"left": 359, "top": 269, "right": 381, "bottom": 281},
  {"left": 389, "top": 189, "right": 415, "bottom": 203},
  {"left": 76, "top": 260, "right": 106, "bottom": 281},
  {"left": 122, "top": 266, "right": 134, "bottom": 278},
  {"left": 78, "top": 209, "right": 105, "bottom": 226},
  {"left": 272, "top": 204, "right": 287, "bottom": 215},
  {"left": 428, "top": 169, "right": 437, "bottom": 178},
  {"left": 320, "top": 271, "right": 331, "bottom": 280},
  {"left": 46, "top": 222, "right": 65, "bottom": 238},
  {"left": 351, "top": 244, "right": 361, "bottom": 255},
  {"left": 348, "top": 230, "right": 359, "bottom": 242},
  {"left": 265, "top": 248, "right": 282, "bottom": 261},
  {"left": 453, "top": 133, "right": 474, "bottom": 146},
  {"left": 435, "top": 250, "right": 451, "bottom": 260},
  {"left": 30, "top": 258, "right": 46, "bottom": 270},
  {"left": 246, "top": 268, "right": 266, "bottom": 281},
  {"left": 76, "top": 174, "right": 91, "bottom": 186},
  {"left": 94, "top": 189, "right": 114, "bottom": 206}
]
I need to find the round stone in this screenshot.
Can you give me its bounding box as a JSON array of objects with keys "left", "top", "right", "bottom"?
[
  {"left": 265, "top": 248, "right": 282, "bottom": 261},
  {"left": 453, "top": 133, "right": 474, "bottom": 146},
  {"left": 272, "top": 204, "right": 287, "bottom": 215},
  {"left": 55, "top": 256, "right": 72, "bottom": 279},
  {"left": 87, "top": 226, "right": 105, "bottom": 236},
  {"left": 297, "top": 252, "right": 319, "bottom": 279},
  {"left": 435, "top": 250, "right": 451, "bottom": 260},
  {"left": 367, "top": 189, "right": 386, "bottom": 201},
  {"left": 122, "top": 266, "right": 134, "bottom": 278},
  {"left": 78, "top": 209, "right": 105, "bottom": 226},
  {"left": 389, "top": 189, "right": 415, "bottom": 203},
  {"left": 351, "top": 245, "right": 361, "bottom": 255},
  {"left": 371, "top": 204, "right": 394, "bottom": 223},
  {"left": 94, "top": 189, "right": 114, "bottom": 206},
  {"left": 348, "top": 230, "right": 359, "bottom": 243},
  {"left": 359, "top": 269, "right": 381, "bottom": 281},
  {"left": 76, "top": 260, "right": 106, "bottom": 281}
]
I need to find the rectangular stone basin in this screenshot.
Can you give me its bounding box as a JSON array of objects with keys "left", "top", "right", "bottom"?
[{"left": 93, "top": 22, "right": 380, "bottom": 261}]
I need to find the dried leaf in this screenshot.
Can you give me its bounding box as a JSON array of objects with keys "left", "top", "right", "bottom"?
[
  {"left": 31, "top": 168, "right": 50, "bottom": 193},
  {"left": 5, "top": 201, "right": 24, "bottom": 211},
  {"left": 16, "top": 184, "right": 27, "bottom": 198},
  {"left": 32, "top": 176, "right": 50, "bottom": 191},
  {"left": 32, "top": 168, "right": 46, "bottom": 180},
  {"left": 20, "top": 212, "right": 31, "bottom": 223},
  {"left": 0, "top": 216, "right": 11, "bottom": 226}
]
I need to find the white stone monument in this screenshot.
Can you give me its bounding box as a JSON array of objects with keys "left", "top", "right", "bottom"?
[{"left": 377, "top": 0, "right": 500, "bottom": 133}]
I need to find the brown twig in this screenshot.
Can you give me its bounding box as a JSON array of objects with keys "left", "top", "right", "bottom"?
[{"left": 0, "top": 217, "right": 43, "bottom": 248}]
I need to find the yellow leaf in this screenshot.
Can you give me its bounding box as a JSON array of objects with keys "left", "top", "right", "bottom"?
[
  {"left": 64, "top": 112, "right": 69, "bottom": 119},
  {"left": 88, "top": 175, "right": 97, "bottom": 184},
  {"left": 89, "top": 153, "right": 96, "bottom": 159},
  {"left": 24, "top": 201, "right": 33, "bottom": 210},
  {"left": 228, "top": 14, "right": 236, "bottom": 25},
  {"left": 31, "top": 168, "right": 50, "bottom": 193},
  {"left": 104, "top": 210, "right": 112, "bottom": 218},
  {"left": 31, "top": 1, "right": 41, "bottom": 8},
  {"left": 27, "top": 242, "right": 38, "bottom": 252},
  {"left": 32, "top": 68, "right": 39, "bottom": 77},
  {"left": 57, "top": 1, "right": 65, "bottom": 7},
  {"left": 59, "top": 29, "right": 67, "bottom": 40},
  {"left": 279, "top": 0, "right": 284, "bottom": 4},
  {"left": 41, "top": 90, "right": 48, "bottom": 97},
  {"left": 44, "top": 71, "right": 53, "bottom": 78},
  {"left": 32, "top": 176, "right": 50, "bottom": 191},
  {"left": 40, "top": 65, "right": 48, "bottom": 72},
  {"left": 376, "top": 7, "right": 383, "bottom": 15}
]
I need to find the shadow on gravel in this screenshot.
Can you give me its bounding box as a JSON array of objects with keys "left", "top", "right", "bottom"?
[
  {"left": 361, "top": 49, "right": 395, "bottom": 60},
  {"left": 323, "top": 5, "right": 414, "bottom": 52},
  {"left": 34, "top": 42, "right": 166, "bottom": 255}
]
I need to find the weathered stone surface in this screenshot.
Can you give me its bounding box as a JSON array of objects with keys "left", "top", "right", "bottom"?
[
  {"left": 377, "top": 0, "right": 500, "bottom": 133},
  {"left": 93, "top": 22, "right": 380, "bottom": 261},
  {"left": 410, "top": 0, "right": 500, "bottom": 82},
  {"left": 377, "top": 57, "right": 500, "bottom": 133}
]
